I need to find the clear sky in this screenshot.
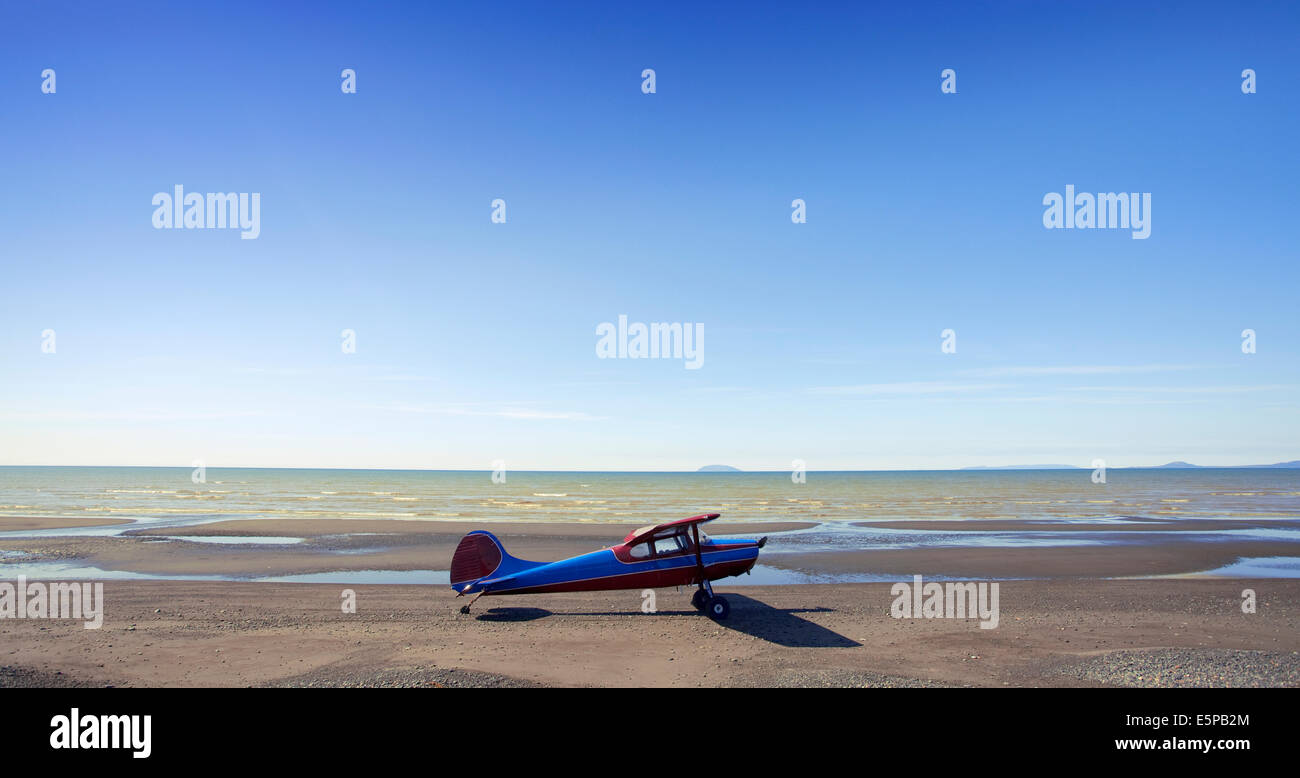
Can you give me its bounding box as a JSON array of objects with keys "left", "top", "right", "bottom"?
[{"left": 2, "top": 1, "right": 1297, "bottom": 470}]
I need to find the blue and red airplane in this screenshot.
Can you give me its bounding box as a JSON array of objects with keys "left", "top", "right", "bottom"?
[{"left": 450, "top": 513, "right": 767, "bottom": 620}]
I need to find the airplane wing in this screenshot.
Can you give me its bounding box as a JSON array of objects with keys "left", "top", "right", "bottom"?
[{"left": 623, "top": 512, "right": 720, "bottom": 543}]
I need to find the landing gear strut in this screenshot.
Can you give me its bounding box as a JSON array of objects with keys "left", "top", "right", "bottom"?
[
  {"left": 692, "top": 579, "right": 729, "bottom": 621},
  {"left": 688, "top": 525, "right": 731, "bottom": 620}
]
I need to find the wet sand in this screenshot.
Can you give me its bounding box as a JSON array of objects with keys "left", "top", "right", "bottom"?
[
  {"left": 855, "top": 518, "right": 1300, "bottom": 532},
  {"left": 765, "top": 541, "right": 1300, "bottom": 578},
  {"left": 2, "top": 516, "right": 1298, "bottom": 579},
  {"left": 2, "top": 579, "right": 1296, "bottom": 688},
  {"left": 1, "top": 519, "right": 811, "bottom": 578},
  {"left": 0, "top": 517, "right": 133, "bottom": 532}
]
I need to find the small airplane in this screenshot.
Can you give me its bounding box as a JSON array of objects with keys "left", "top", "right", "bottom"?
[{"left": 450, "top": 513, "right": 766, "bottom": 620}]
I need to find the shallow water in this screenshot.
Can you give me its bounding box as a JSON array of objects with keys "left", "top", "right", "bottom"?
[
  {"left": 1195, "top": 556, "right": 1300, "bottom": 578},
  {"left": 151, "top": 535, "right": 305, "bottom": 546}
]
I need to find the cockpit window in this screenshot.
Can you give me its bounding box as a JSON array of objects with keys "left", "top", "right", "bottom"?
[
  {"left": 629, "top": 527, "right": 706, "bottom": 559},
  {"left": 653, "top": 535, "right": 683, "bottom": 555}
]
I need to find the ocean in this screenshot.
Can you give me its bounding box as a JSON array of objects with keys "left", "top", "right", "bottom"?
[{"left": 2, "top": 466, "right": 1298, "bottom": 529}]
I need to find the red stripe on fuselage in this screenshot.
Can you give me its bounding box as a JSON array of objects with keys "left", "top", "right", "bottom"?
[{"left": 485, "top": 558, "right": 756, "bottom": 595}]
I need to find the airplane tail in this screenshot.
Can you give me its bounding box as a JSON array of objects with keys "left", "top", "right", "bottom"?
[{"left": 449, "top": 530, "right": 541, "bottom": 593}]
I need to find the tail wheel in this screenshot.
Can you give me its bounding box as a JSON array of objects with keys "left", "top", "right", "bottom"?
[
  {"left": 691, "top": 589, "right": 709, "bottom": 611},
  {"left": 707, "top": 595, "right": 730, "bottom": 620}
]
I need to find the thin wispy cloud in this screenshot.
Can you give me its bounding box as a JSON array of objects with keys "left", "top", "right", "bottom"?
[
  {"left": 371, "top": 403, "right": 606, "bottom": 421},
  {"left": 1061, "top": 384, "right": 1296, "bottom": 394},
  {"left": 232, "top": 366, "right": 436, "bottom": 382},
  {"left": 966, "top": 395, "right": 1206, "bottom": 406},
  {"left": 960, "top": 364, "right": 1202, "bottom": 377},
  {"left": 231, "top": 366, "right": 310, "bottom": 377},
  {"left": 807, "top": 377, "right": 1292, "bottom": 404},
  {"left": 686, "top": 385, "right": 754, "bottom": 393},
  {"left": 362, "top": 373, "right": 438, "bottom": 383},
  {"left": 810, "top": 381, "right": 1012, "bottom": 396}
]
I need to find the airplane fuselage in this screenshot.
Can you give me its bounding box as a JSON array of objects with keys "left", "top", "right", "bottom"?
[{"left": 480, "top": 538, "right": 762, "bottom": 595}]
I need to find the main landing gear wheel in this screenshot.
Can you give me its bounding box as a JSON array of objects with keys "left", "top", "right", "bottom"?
[
  {"left": 706, "top": 595, "right": 730, "bottom": 621},
  {"left": 691, "top": 589, "right": 710, "bottom": 611}
]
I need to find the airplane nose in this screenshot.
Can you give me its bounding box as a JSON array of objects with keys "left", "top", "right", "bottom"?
[{"left": 757, "top": 536, "right": 767, "bottom": 549}]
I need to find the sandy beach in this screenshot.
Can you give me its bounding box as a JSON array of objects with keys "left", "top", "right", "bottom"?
[
  {"left": 2, "top": 579, "right": 1297, "bottom": 688},
  {"left": 3, "top": 514, "right": 1299, "bottom": 687}
]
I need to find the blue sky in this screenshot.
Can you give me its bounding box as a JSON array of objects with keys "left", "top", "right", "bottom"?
[{"left": 1, "top": 1, "right": 1297, "bottom": 469}]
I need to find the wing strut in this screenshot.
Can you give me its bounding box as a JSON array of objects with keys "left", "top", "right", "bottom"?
[{"left": 692, "top": 524, "right": 713, "bottom": 598}]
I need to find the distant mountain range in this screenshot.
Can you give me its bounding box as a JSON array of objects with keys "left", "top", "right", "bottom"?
[
  {"left": 1146, "top": 460, "right": 1300, "bottom": 469},
  {"left": 700, "top": 461, "right": 1300, "bottom": 472},
  {"left": 964, "top": 461, "right": 1300, "bottom": 470}
]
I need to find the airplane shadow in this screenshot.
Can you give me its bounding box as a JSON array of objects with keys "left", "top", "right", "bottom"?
[
  {"left": 475, "top": 594, "right": 859, "bottom": 648},
  {"left": 709, "top": 594, "right": 859, "bottom": 648},
  {"left": 475, "top": 607, "right": 552, "bottom": 623}
]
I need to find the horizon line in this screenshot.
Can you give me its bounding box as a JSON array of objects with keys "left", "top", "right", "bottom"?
[{"left": 1, "top": 462, "right": 1296, "bottom": 473}]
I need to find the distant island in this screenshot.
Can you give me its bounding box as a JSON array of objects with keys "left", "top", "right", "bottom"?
[{"left": 697, "top": 465, "right": 743, "bottom": 472}]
